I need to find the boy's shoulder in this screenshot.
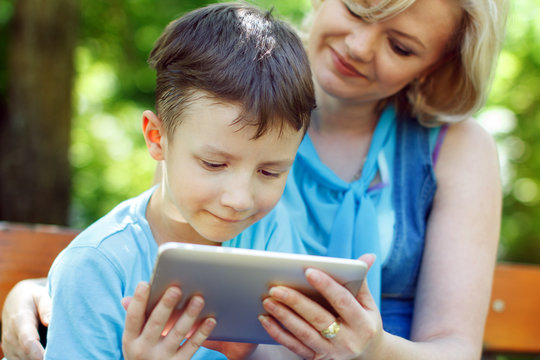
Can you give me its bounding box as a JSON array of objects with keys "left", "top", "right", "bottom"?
[{"left": 56, "top": 187, "right": 158, "bottom": 271}]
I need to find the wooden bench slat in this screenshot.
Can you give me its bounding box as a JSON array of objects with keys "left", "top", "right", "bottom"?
[
  {"left": 0, "top": 222, "right": 79, "bottom": 314},
  {"left": 483, "top": 262, "right": 540, "bottom": 354}
]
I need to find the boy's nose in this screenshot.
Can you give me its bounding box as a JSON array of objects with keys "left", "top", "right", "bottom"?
[{"left": 220, "top": 181, "right": 254, "bottom": 213}]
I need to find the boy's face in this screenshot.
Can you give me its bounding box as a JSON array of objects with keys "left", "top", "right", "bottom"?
[{"left": 148, "top": 94, "right": 304, "bottom": 244}]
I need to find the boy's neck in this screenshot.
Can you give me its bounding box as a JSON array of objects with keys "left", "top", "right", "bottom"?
[{"left": 146, "top": 186, "right": 221, "bottom": 247}]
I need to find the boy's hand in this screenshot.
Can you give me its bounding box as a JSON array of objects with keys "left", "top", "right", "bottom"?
[{"left": 122, "top": 282, "right": 216, "bottom": 360}]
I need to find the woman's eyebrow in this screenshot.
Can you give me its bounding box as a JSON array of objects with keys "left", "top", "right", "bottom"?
[{"left": 390, "top": 30, "right": 426, "bottom": 50}]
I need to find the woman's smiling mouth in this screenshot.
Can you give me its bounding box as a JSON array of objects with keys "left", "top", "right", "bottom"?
[{"left": 330, "top": 48, "right": 365, "bottom": 78}]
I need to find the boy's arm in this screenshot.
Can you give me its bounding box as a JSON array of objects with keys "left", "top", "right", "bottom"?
[{"left": 47, "top": 246, "right": 126, "bottom": 359}]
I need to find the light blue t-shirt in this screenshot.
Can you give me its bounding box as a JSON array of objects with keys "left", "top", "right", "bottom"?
[{"left": 45, "top": 187, "right": 300, "bottom": 360}]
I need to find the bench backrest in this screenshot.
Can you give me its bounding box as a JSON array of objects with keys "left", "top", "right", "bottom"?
[
  {"left": 0, "top": 222, "right": 79, "bottom": 358},
  {"left": 0, "top": 222, "right": 79, "bottom": 315}
]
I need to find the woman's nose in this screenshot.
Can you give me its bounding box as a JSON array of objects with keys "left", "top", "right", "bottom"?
[{"left": 345, "top": 24, "right": 378, "bottom": 63}]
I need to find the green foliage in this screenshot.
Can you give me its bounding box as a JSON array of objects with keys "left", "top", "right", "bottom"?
[
  {"left": 482, "top": 0, "right": 540, "bottom": 263},
  {"left": 3, "top": 0, "right": 539, "bottom": 266}
]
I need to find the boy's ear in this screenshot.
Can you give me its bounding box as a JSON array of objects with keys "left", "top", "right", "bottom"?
[{"left": 142, "top": 110, "right": 165, "bottom": 161}]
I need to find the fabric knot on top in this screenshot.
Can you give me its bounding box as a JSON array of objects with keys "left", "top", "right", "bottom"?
[{"left": 296, "top": 107, "right": 395, "bottom": 308}]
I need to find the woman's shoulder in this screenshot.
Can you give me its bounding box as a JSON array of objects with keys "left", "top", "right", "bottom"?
[
  {"left": 443, "top": 118, "right": 498, "bottom": 161},
  {"left": 434, "top": 118, "right": 500, "bottom": 187}
]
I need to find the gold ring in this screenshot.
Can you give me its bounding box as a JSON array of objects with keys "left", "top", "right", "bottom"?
[{"left": 320, "top": 320, "right": 340, "bottom": 339}]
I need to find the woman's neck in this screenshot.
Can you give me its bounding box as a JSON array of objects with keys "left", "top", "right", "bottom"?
[
  {"left": 307, "top": 88, "right": 382, "bottom": 182},
  {"left": 311, "top": 87, "right": 380, "bottom": 136}
]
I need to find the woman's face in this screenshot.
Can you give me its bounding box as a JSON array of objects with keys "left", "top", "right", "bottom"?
[{"left": 308, "top": 0, "right": 462, "bottom": 104}]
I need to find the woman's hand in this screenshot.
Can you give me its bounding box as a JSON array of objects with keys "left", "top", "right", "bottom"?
[
  {"left": 258, "top": 254, "right": 384, "bottom": 360},
  {"left": 1, "top": 279, "right": 50, "bottom": 360},
  {"left": 122, "top": 282, "right": 216, "bottom": 360}
]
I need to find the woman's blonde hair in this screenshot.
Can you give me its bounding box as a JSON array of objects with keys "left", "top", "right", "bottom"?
[{"left": 308, "top": 0, "right": 509, "bottom": 125}]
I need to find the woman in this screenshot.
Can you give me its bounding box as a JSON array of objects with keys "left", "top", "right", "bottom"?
[{"left": 1, "top": 0, "right": 507, "bottom": 359}]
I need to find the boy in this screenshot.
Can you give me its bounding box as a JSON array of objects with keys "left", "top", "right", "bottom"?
[{"left": 44, "top": 3, "right": 315, "bottom": 359}]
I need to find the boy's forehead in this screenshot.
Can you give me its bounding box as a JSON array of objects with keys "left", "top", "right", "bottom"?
[{"left": 173, "top": 92, "right": 299, "bottom": 138}]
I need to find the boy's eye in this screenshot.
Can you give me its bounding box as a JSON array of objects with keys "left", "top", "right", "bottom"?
[
  {"left": 201, "top": 160, "right": 225, "bottom": 170},
  {"left": 259, "top": 169, "right": 281, "bottom": 178}
]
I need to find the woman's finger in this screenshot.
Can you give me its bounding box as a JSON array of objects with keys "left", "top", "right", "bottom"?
[
  {"left": 262, "top": 296, "right": 330, "bottom": 355},
  {"left": 268, "top": 285, "right": 335, "bottom": 334},
  {"left": 354, "top": 254, "right": 378, "bottom": 310},
  {"left": 305, "top": 267, "right": 368, "bottom": 320},
  {"left": 35, "top": 289, "right": 52, "bottom": 327},
  {"left": 258, "top": 314, "right": 315, "bottom": 360}
]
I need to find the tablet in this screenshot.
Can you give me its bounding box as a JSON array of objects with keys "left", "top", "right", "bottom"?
[{"left": 146, "top": 242, "right": 367, "bottom": 344}]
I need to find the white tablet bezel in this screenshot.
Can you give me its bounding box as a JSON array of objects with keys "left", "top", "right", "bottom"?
[{"left": 146, "top": 242, "right": 367, "bottom": 344}]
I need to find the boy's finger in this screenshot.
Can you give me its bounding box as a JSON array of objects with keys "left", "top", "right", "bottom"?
[
  {"left": 162, "top": 295, "right": 205, "bottom": 350},
  {"left": 121, "top": 296, "right": 132, "bottom": 311},
  {"left": 176, "top": 317, "right": 217, "bottom": 359},
  {"left": 123, "top": 282, "right": 150, "bottom": 341},
  {"left": 140, "top": 285, "right": 182, "bottom": 343}
]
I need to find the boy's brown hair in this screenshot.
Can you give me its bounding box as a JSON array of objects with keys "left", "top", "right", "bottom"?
[{"left": 148, "top": 2, "right": 315, "bottom": 138}]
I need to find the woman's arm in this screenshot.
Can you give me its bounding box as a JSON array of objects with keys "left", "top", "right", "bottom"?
[
  {"left": 259, "top": 120, "right": 501, "bottom": 359},
  {"left": 406, "top": 119, "right": 501, "bottom": 358},
  {"left": 1, "top": 278, "right": 50, "bottom": 360}
]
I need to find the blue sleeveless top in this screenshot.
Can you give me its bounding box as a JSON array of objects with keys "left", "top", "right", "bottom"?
[
  {"left": 226, "top": 108, "right": 441, "bottom": 339},
  {"left": 281, "top": 109, "right": 439, "bottom": 339}
]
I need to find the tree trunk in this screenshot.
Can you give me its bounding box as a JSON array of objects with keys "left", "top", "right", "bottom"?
[{"left": 0, "top": 0, "right": 79, "bottom": 225}]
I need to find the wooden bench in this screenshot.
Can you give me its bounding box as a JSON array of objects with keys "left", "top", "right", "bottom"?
[
  {"left": 0, "top": 221, "right": 539, "bottom": 358},
  {"left": 0, "top": 221, "right": 79, "bottom": 358},
  {"left": 483, "top": 262, "right": 540, "bottom": 357}
]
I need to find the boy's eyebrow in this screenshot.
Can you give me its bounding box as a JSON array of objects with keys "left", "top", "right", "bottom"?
[
  {"left": 259, "top": 159, "right": 296, "bottom": 168},
  {"left": 202, "top": 145, "right": 295, "bottom": 167}
]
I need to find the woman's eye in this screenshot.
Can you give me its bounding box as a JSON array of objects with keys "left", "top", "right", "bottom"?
[
  {"left": 390, "top": 41, "right": 414, "bottom": 56},
  {"left": 259, "top": 169, "right": 280, "bottom": 178},
  {"left": 202, "top": 160, "right": 225, "bottom": 170},
  {"left": 344, "top": 3, "right": 363, "bottom": 20}
]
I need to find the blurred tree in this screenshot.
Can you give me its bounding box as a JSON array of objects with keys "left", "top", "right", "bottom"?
[{"left": 0, "top": 0, "right": 78, "bottom": 225}]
